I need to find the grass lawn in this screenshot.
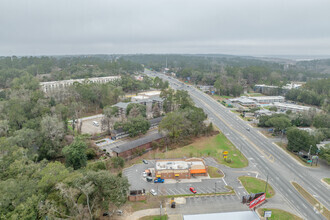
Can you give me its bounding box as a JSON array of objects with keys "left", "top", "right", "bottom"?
[
  {"left": 139, "top": 215, "right": 168, "bottom": 220},
  {"left": 238, "top": 176, "right": 275, "bottom": 198},
  {"left": 257, "top": 208, "right": 302, "bottom": 220},
  {"left": 323, "top": 178, "right": 330, "bottom": 185},
  {"left": 292, "top": 182, "right": 330, "bottom": 219},
  {"left": 152, "top": 133, "right": 248, "bottom": 168},
  {"left": 208, "top": 166, "right": 224, "bottom": 178}
]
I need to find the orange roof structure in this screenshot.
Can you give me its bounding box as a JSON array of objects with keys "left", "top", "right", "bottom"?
[{"left": 190, "top": 169, "right": 207, "bottom": 174}]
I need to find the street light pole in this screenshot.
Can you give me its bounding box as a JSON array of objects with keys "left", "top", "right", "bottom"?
[
  {"left": 265, "top": 174, "right": 269, "bottom": 196},
  {"left": 215, "top": 182, "right": 216, "bottom": 194}
]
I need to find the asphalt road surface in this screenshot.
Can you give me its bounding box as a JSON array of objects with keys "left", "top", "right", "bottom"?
[{"left": 145, "top": 69, "right": 330, "bottom": 220}]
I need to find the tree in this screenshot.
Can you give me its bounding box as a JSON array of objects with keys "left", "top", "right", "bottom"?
[
  {"left": 39, "top": 114, "right": 65, "bottom": 159},
  {"left": 269, "top": 106, "right": 277, "bottom": 112},
  {"left": 265, "top": 116, "right": 291, "bottom": 132},
  {"left": 111, "top": 157, "right": 125, "bottom": 168},
  {"left": 286, "top": 127, "right": 317, "bottom": 153},
  {"left": 214, "top": 78, "right": 222, "bottom": 95},
  {"left": 152, "top": 103, "right": 161, "bottom": 118},
  {"left": 174, "top": 90, "right": 193, "bottom": 110},
  {"left": 126, "top": 103, "right": 146, "bottom": 118},
  {"left": 319, "top": 144, "right": 330, "bottom": 165},
  {"left": 160, "top": 88, "right": 175, "bottom": 112},
  {"left": 62, "top": 137, "right": 87, "bottom": 170},
  {"left": 0, "top": 120, "right": 9, "bottom": 137},
  {"left": 122, "top": 116, "right": 150, "bottom": 137},
  {"left": 101, "top": 106, "right": 118, "bottom": 134},
  {"left": 159, "top": 111, "right": 190, "bottom": 141}
]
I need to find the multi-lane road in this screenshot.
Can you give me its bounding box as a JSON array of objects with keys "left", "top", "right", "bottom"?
[{"left": 145, "top": 69, "right": 330, "bottom": 220}]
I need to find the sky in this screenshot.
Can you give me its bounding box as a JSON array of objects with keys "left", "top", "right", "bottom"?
[{"left": 0, "top": 0, "right": 330, "bottom": 56}]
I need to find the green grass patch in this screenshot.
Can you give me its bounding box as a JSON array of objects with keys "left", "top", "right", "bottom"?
[
  {"left": 292, "top": 182, "right": 330, "bottom": 219},
  {"left": 152, "top": 133, "right": 248, "bottom": 168},
  {"left": 139, "top": 215, "right": 168, "bottom": 220},
  {"left": 257, "top": 208, "right": 302, "bottom": 220},
  {"left": 323, "top": 178, "right": 330, "bottom": 185},
  {"left": 238, "top": 176, "right": 275, "bottom": 198},
  {"left": 208, "top": 166, "right": 224, "bottom": 178}
]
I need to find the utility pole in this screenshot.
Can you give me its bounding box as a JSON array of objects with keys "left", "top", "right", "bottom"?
[
  {"left": 159, "top": 201, "right": 162, "bottom": 219},
  {"left": 215, "top": 182, "right": 216, "bottom": 194},
  {"left": 308, "top": 145, "right": 312, "bottom": 159}
]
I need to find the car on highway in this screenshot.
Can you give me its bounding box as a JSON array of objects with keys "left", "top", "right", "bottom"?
[
  {"left": 150, "top": 189, "right": 157, "bottom": 196},
  {"left": 154, "top": 177, "right": 164, "bottom": 183},
  {"left": 189, "top": 187, "right": 197, "bottom": 194},
  {"left": 142, "top": 159, "right": 148, "bottom": 164},
  {"left": 246, "top": 127, "right": 250, "bottom": 131}
]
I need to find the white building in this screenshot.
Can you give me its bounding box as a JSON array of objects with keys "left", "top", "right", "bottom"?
[
  {"left": 250, "top": 96, "right": 285, "bottom": 104},
  {"left": 273, "top": 102, "right": 311, "bottom": 113},
  {"left": 40, "top": 76, "right": 121, "bottom": 94},
  {"left": 229, "top": 97, "right": 256, "bottom": 107}
]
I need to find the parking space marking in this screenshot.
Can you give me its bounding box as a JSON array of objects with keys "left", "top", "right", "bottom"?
[{"left": 167, "top": 188, "right": 176, "bottom": 195}]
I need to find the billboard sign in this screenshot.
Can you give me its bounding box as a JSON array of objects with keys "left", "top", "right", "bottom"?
[{"left": 249, "top": 193, "right": 266, "bottom": 209}]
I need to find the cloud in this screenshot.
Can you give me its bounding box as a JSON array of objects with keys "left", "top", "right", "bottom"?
[{"left": 0, "top": 0, "right": 329, "bottom": 55}]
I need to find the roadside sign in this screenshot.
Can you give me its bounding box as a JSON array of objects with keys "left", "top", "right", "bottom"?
[
  {"left": 224, "top": 155, "right": 228, "bottom": 159},
  {"left": 307, "top": 160, "right": 312, "bottom": 163},
  {"left": 249, "top": 193, "right": 266, "bottom": 209},
  {"left": 223, "top": 151, "right": 229, "bottom": 155},
  {"left": 264, "top": 211, "right": 272, "bottom": 217}
]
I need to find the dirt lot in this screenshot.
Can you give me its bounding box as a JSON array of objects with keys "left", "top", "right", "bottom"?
[{"left": 80, "top": 117, "right": 103, "bottom": 135}]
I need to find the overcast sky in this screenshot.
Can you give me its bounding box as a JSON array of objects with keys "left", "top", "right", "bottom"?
[{"left": 1, "top": 0, "right": 330, "bottom": 56}]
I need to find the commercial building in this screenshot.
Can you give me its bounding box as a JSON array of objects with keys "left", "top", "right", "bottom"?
[
  {"left": 254, "top": 83, "right": 303, "bottom": 95},
  {"left": 184, "top": 211, "right": 260, "bottom": 220},
  {"left": 155, "top": 158, "right": 208, "bottom": 179},
  {"left": 229, "top": 97, "right": 257, "bottom": 107},
  {"left": 250, "top": 96, "right": 285, "bottom": 104},
  {"left": 273, "top": 102, "right": 311, "bottom": 113}
]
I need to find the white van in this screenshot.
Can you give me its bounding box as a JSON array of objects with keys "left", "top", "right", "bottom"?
[{"left": 93, "top": 121, "right": 99, "bottom": 127}]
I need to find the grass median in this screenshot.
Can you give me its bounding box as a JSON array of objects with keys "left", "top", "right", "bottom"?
[
  {"left": 152, "top": 133, "right": 248, "bottom": 168},
  {"left": 208, "top": 166, "right": 224, "bottom": 178},
  {"left": 238, "top": 176, "right": 275, "bottom": 198},
  {"left": 292, "top": 182, "right": 330, "bottom": 219},
  {"left": 257, "top": 208, "right": 302, "bottom": 220},
  {"left": 323, "top": 178, "right": 330, "bottom": 185}
]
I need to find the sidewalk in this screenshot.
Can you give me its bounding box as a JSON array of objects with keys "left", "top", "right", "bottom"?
[{"left": 125, "top": 208, "right": 164, "bottom": 220}]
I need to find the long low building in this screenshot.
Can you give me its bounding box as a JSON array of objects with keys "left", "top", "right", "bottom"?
[
  {"left": 273, "top": 102, "right": 311, "bottom": 113},
  {"left": 250, "top": 96, "right": 285, "bottom": 104},
  {"left": 40, "top": 76, "right": 121, "bottom": 94},
  {"left": 155, "top": 158, "right": 208, "bottom": 179},
  {"left": 112, "top": 132, "right": 165, "bottom": 159}
]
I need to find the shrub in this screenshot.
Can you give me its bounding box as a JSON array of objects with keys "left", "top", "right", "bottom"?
[{"left": 86, "top": 148, "right": 97, "bottom": 160}]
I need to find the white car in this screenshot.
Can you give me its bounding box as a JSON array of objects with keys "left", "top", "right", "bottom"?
[
  {"left": 142, "top": 172, "right": 147, "bottom": 177},
  {"left": 150, "top": 189, "right": 157, "bottom": 196}
]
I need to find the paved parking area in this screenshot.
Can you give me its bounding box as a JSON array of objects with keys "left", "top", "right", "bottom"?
[
  {"left": 81, "top": 118, "right": 103, "bottom": 134},
  {"left": 123, "top": 160, "right": 230, "bottom": 196}
]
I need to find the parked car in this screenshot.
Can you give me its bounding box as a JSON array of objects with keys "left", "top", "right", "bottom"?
[
  {"left": 93, "top": 121, "right": 99, "bottom": 127},
  {"left": 146, "top": 177, "right": 153, "bottom": 182},
  {"left": 150, "top": 189, "right": 157, "bottom": 196},
  {"left": 142, "top": 159, "right": 148, "bottom": 164},
  {"left": 154, "top": 177, "right": 164, "bottom": 183},
  {"left": 189, "top": 187, "right": 197, "bottom": 194},
  {"left": 246, "top": 127, "right": 250, "bottom": 131},
  {"left": 142, "top": 172, "right": 147, "bottom": 177}
]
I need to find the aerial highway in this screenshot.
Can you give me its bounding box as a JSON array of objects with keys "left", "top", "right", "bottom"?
[{"left": 145, "top": 69, "right": 330, "bottom": 220}]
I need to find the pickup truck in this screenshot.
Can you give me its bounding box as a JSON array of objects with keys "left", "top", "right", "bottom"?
[{"left": 154, "top": 177, "right": 164, "bottom": 183}]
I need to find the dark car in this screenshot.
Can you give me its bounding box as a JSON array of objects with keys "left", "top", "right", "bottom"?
[
  {"left": 189, "top": 187, "right": 197, "bottom": 194},
  {"left": 142, "top": 159, "right": 148, "bottom": 164}
]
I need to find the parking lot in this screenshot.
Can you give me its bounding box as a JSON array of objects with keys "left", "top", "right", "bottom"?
[
  {"left": 80, "top": 117, "right": 103, "bottom": 135},
  {"left": 123, "top": 160, "right": 230, "bottom": 196}
]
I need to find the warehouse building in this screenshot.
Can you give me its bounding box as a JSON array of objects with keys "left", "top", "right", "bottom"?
[
  {"left": 155, "top": 158, "right": 208, "bottom": 179},
  {"left": 273, "top": 102, "right": 311, "bottom": 113},
  {"left": 250, "top": 96, "right": 285, "bottom": 104}
]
